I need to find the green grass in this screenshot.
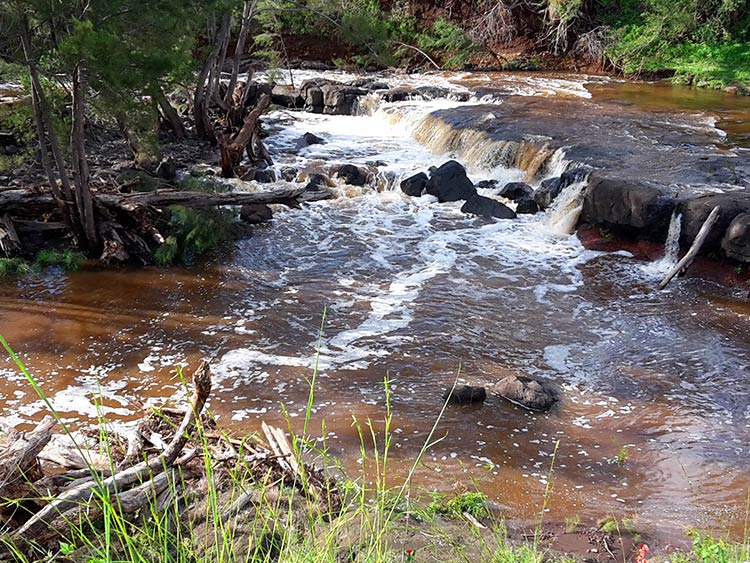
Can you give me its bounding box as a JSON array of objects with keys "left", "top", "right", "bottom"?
[
  {"left": 0, "top": 258, "right": 31, "bottom": 277},
  {"left": 428, "top": 491, "right": 490, "bottom": 520},
  {"left": 35, "top": 249, "right": 86, "bottom": 271}
]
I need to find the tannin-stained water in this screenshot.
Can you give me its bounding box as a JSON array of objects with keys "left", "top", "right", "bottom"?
[{"left": 2, "top": 71, "right": 750, "bottom": 541}]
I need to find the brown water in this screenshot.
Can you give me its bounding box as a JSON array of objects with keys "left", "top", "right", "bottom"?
[{"left": 2, "top": 71, "right": 750, "bottom": 540}]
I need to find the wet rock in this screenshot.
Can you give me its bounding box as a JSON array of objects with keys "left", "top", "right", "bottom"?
[
  {"left": 155, "top": 157, "right": 177, "bottom": 181},
  {"left": 561, "top": 166, "right": 592, "bottom": 186},
  {"left": 461, "top": 195, "right": 516, "bottom": 219},
  {"left": 270, "top": 84, "right": 302, "bottom": 108},
  {"left": 253, "top": 169, "right": 277, "bottom": 183},
  {"left": 299, "top": 80, "right": 367, "bottom": 115},
  {"left": 448, "top": 91, "right": 471, "bottom": 102},
  {"left": 721, "top": 213, "right": 750, "bottom": 262},
  {"left": 366, "top": 160, "right": 387, "bottom": 167},
  {"left": 443, "top": 385, "right": 487, "bottom": 405},
  {"left": 499, "top": 182, "right": 533, "bottom": 201},
  {"left": 303, "top": 132, "right": 325, "bottom": 146},
  {"left": 305, "top": 173, "right": 329, "bottom": 191},
  {"left": 414, "top": 86, "right": 448, "bottom": 100},
  {"left": 400, "top": 172, "right": 428, "bottom": 197},
  {"left": 380, "top": 88, "right": 413, "bottom": 102},
  {"left": 493, "top": 375, "right": 558, "bottom": 412},
  {"left": 534, "top": 177, "right": 563, "bottom": 210},
  {"left": 516, "top": 196, "right": 539, "bottom": 214},
  {"left": 280, "top": 166, "right": 298, "bottom": 182},
  {"left": 425, "top": 160, "right": 476, "bottom": 202},
  {"left": 476, "top": 179, "right": 498, "bottom": 191},
  {"left": 240, "top": 203, "right": 273, "bottom": 224},
  {"left": 679, "top": 193, "right": 750, "bottom": 252},
  {"left": 336, "top": 164, "right": 369, "bottom": 186},
  {"left": 349, "top": 78, "right": 390, "bottom": 91},
  {"left": 582, "top": 176, "right": 675, "bottom": 240}
]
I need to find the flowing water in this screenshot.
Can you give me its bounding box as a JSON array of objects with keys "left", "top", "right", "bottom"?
[{"left": 2, "top": 71, "right": 750, "bottom": 540}]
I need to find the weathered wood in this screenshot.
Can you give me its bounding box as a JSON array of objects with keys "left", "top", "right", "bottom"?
[
  {"left": 218, "top": 94, "right": 271, "bottom": 177},
  {"left": 0, "top": 214, "right": 22, "bottom": 257},
  {"left": 0, "top": 417, "right": 55, "bottom": 499},
  {"left": 223, "top": 0, "right": 258, "bottom": 109},
  {"left": 659, "top": 205, "right": 721, "bottom": 290},
  {"left": 13, "top": 362, "right": 211, "bottom": 541},
  {"left": 152, "top": 82, "right": 186, "bottom": 139}
]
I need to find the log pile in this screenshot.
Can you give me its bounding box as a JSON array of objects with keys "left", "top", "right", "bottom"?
[
  {"left": 0, "top": 361, "right": 341, "bottom": 559},
  {"left": 0, "top": 184, "right": 333, "bottom": 264}
]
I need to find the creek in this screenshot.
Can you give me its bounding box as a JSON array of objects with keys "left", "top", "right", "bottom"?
[{"left": 2, "top": 70, "right": 750, "bottom": 540}]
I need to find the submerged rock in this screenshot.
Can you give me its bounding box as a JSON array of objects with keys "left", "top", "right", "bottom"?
[
  {"left": 461, "top": 194, "right": 516, "bottom": 219},
  {"left": 443, "top": 385, "right": 487, "bottom": 405},
  {"left": 240, "top": 203, "right": 273, "bottom": 224},
  {"left": 400, "top": 172, "right": 428, "bottom": 197},
  {"left": 493, "top": 375, "right": 558, "bottom": 412},
  {"left": 499, "top": 182, "right": 533, "bottom": 201},
  {"left": 722, "top": 212, "right": 750, "bottom": 262},
  {"left": 425, "top": 160, "right": 476, "bottom": 202}
]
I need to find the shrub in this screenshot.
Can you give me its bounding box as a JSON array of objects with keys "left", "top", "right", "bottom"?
[{"left": 154, "top": 205, "right": 233, "bottom": 265}]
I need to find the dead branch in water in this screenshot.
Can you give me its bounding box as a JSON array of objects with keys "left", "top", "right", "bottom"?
[{"left": 659, "top": 205, "right": 720, "bottom": 290}]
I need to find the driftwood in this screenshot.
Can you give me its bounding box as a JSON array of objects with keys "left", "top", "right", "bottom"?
[
  {"left": 219, "top": 94, "right": 272, "bottom": 177},
  {"left": 0, "top": 213, "right": 22, "bottom": 257},
  {"left": 0, "top": 417, "right": 55, "bottom": 499},
  {"left": 659, "top": 205, "right": 720, "bottom": 290},
  {"left": 12, "top": 361, "right": 211, "bottom": 542}
]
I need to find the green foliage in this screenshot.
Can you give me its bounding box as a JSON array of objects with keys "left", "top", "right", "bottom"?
[
  {"left": 417, "top": 19, "right": 476, "bottom": 69},
  {"left": 0, "top": 258, "right": 31, "bottom": 277},
  {"left": 35, "top": 250, "right": 86, "bottom": 271},
  {"left": 0, "top": 60, "right": 23, "bottom": 81},
  {"left": 154, "top": 205, "right": 233, "bottom": 265},
  {"left": 428, "top": 491, "right": 490, "bottom": 519}
]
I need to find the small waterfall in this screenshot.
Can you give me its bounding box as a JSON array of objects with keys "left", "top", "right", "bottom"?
[
  {"left": 545, "top": 181, "right": 587, "bottom": 235},
  {"left": 644, "top": 211, "right": 683, "bottom": 274},
  {"left": 354, "top": 92, "right": 383, "bottom": 116},
  {"left": 410, "top": 113, "right": 559, "bottom": 180}
]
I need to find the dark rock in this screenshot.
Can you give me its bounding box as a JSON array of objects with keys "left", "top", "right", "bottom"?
[
  {"left": 493, "top": 375, "right": 558, "bottom": 412},
  {"left": 0, "top": 132, "right": 15, "bottom": 146},
  {"left": 722, "top": 212, "right": 750, "bottom": 262},
  {"left": 5, "top": 144, "right": 19, "bottom": 156},
  {"left": 298, "top": 80, "right": 367, "bottom": 115},
  {"left": 349, "top": 78, "right": 390, "bottom": 91},
  {"left": 295, "top": 132, "right": 325, "bottom": 150},
  {"left": 448, "top": 91, "right": 471, "bottom": 102},
  {"left": 400, "top": 172, "right": 428, "bottom": 197},
  {"left": 270, "top": 84, "right": 302, "bottom": 108},
  {"left": 680, "top": 193, "right": 750, "bottom": 251},
  {"left": 240, "top": 203, "right": 273, "bottom": 224},
  {"left": 305, "top": 173, "right": 329, "bottom": 191},
  {"left": 476, "top": 179, "right": 498, "bottom": 191},
  {"left": 461, "top": 195, "right": 516, "bottom": 219},
  {"left": 280, "top": 166, "right": 298, "bottom": 182},
  {"left": 414, "top": 86, "right": 448, "bottom": 100},
  {"left": 516, "top": 197, "right": 539, "bottom": 214},
  {"left": 499, "top": 182, "right": 533, "bottom": 201},
  {"left": 380, "top": 88, "right": 413, "bottom": 102},
  {"left": 560, "top": 166, "right": 592, "bottom": 186},
  {"left": 336, "top": 164, "right": 369, "bottom": 186},
  {"left": 534, "top": 177, "right": 563, "bottom": 210},
  {"left": 443, "top": 385, "right": 487, "bottom": 405},
  {"left": 366, "top": 160, "right": 388, "bottom": 167},
  {"left": 425, "top": 160, "right": 476, "bottom": 202},
  {"left": 253, "top": 169, "right": 277, "bottom": 183},
  {"left": 155, "top": 157, "right": 177, "bottom": 181},
  {"left": 299, "top": 60, "right": 333, "bottom": 70},
  {"left": 581, "top": 176, "right": 676, "bottom": 240}
]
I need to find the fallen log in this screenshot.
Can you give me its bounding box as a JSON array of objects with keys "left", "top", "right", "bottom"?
[{"left": 659, "top": 205, "right": 720, "bottom": 290}]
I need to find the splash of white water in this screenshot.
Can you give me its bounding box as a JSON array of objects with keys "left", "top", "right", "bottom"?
[{"left": 545, "top": 181, "right": 587, "bottom": 235}]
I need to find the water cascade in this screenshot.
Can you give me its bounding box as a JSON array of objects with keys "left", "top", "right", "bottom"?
[{"left": 545, "top": 180, "right": 587, "bottom": 235}]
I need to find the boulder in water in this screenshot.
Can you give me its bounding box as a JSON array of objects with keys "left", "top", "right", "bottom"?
[
  {"left": 305, "top": 173, "right": 330, "bottom": 191},
  {"left": 680, "top": 193, "right": 750, "bottom": 253},
  {"left": 240, "top": 203, "right": 273, "bottom": 224},
  {"left": 582, "top": 176, "right": 675, "bottom": 240},
  {"left": 493, "top": 375, "right": 558, "bottom": 412},
  {"left": 516, "top": 196, "right": 539, "bottom": 214},
  {"left": 499, "top": 182, "right": 533, "bottom": 201},
  {"left": 461, "top": 195, "right": 516, "bottom": 219},
  {"left": 534, "top": 177, "right": 563, "bottom": 210},
  {"left": 476, "top": 179, "right": 498, "bottom": 191},
  {"left": 335, "top": 164, "right": 369, "bottom": 186},
  {"left": 443, "top": 385, "right": 487, "bottom": 405},
  {"left": 400, "top": 172, "right": 428, "bottom": 197},
  {"left": 253, "top": 169, "right": 277, "bottom": 183},
  {"left": 425, "top": 160, "right": 477, "bottom": 202},
  {"left": 280, "top": 166, "right": 298, "bottom": 182},
  {"left": 722, "top": 212, "right": 750, "bottom": 262}
]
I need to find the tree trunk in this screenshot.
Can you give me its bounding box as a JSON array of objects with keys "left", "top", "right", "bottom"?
[
  {"left": 223, "top": 0, "right": 258, "bottom": 108},
  {"left": 115, "top": 112, "right": 144, "bottom": 162},
  {"left": 211, "top": 13, "right": 232, "bottom": 110},
  {"left": 151, "top": 82, "right": 186, "bottom": 138},
  {"left": 70, "top": 63, "right": 99, "bottom": 250},
  {"left": 194, "top": 12, "right": 231, "bottom": 143},
  {"left": 0, "top": 214, "right": 22, "bottom": 257}
]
